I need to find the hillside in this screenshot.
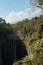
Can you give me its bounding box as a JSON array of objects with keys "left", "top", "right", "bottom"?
[
  {"left": 0, "top": 18, "right": 27, "bottom": 65},
  {"left": 0, "top": 16, "right": 43, "bottom": 65},
  {"left": 14, "top": 16, "right": 43, "bottom": 40},
  {"left": 13, "top": 16, "right": 43, "bottom": 65}
]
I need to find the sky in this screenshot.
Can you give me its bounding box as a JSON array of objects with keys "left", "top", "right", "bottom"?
[
  {"left": 0, "top": 0, "right": 42, "bottom": 23},
  {"left": 0, "top": 0, "right": 28, "bottom": 17}
]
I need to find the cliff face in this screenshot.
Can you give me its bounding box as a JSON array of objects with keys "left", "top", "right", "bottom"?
[
  {"left": 0, "top": 31, "right": 27, "bottom": 65},
  {"left": 0, "top": 42, "right": 2, "bottom": 65}
]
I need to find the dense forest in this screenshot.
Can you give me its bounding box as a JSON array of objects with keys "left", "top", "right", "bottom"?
[
  {"left": 13, "top": 16, "right": 43, "bottom": 65},
  {"left": 0, "top": 16, "right": 43, "bottom": 65},
  {"left": 0, "top": 18, "right": 27, "bottom": 65}
]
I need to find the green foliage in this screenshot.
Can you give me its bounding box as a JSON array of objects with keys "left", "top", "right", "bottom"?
[
  {"left": 30, "top": 0, "right": 43, "bottom": 9},
  {"left": 13, "top": 16, "right": 43, "bottom": 65},
  {"left": 13, "top": 38, "right": 43, "bottom": 65},
  {"left": 0, "top": 16, "right": 43, "bottom": 65},
  {"left": 0, "top": 18, "right": 13, "bottom": 42},
  {"left": 14, "top": 16, "right": 43, "bottom": 42},
  {"left": 30, "top": 38, "right": 43, "bottom": 53}
]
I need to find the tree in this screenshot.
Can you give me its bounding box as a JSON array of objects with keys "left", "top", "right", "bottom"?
[
  {"left": 0, "top": 18, "right": 6, "bottom": 24},
  {"left": 30, "top": 0, "right": 43, "bottom": 9}
]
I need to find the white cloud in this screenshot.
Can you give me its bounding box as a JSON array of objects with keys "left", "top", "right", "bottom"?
[
  {"left": 5, "top": 8, "right": 42, "bottom": 24},
  {"left": 28, "top": 8, "right": 42, "bottom": 19}
]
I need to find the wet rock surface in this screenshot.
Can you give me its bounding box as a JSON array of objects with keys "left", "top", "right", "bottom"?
[{"left": 0, "top": 31, "right": 27, "bottom": 65}]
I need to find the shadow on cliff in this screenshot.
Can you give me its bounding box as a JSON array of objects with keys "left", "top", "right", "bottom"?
[{"left": 1, "top": 32, "right": 27, "bottom": 65}]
